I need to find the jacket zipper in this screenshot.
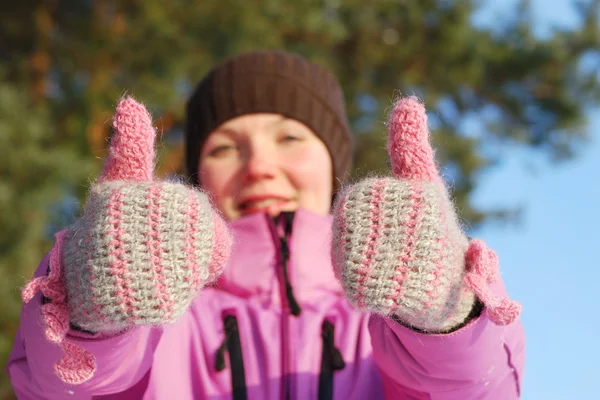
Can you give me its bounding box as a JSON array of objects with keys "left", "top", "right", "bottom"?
[
  {"left": 318, "top": 320, "right": 346, "bottom": 400},
  {"left": 274, "top": 212, "right": 301, "bottom": 400},
  {"left": 215, "top": 315, "right": 247, "bottom": 400},
  {"left": 279, "top": 213, "right": 301, "bottom": 317}
]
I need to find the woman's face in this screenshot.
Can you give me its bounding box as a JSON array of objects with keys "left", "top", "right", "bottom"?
[{"left": 198, "top": 113, "right": 333, "bottom": 221}]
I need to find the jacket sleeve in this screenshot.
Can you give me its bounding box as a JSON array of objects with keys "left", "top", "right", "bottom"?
[
  {"left": 369, "top": 280, "right": 526, "bottom": 400},
  {"left": 7, "top": 254, "right": 164, "bottom": 400}
]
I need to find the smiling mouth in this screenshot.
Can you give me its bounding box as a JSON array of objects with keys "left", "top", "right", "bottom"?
[{"left": 238, "top": 198, "right": 290, "bottom": 214}]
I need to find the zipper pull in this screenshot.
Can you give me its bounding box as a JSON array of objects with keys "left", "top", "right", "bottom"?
[
  {"left": 278, "top": 212, "right": 302, "bottom": 317},
  {"left": 279, "top": 238, "right": 302, "bottom": 316},
  {"left": 286, "top": 282, "right": 302, "bottom": 316}
]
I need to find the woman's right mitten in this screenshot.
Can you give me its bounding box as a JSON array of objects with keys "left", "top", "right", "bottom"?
[{"left": 21, "top": 96, "right": 232, "bottom": 384}]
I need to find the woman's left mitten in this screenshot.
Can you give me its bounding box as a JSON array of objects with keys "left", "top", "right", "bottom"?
[{"left": 332, "top": 97, "right": 521, "bottom": 332}]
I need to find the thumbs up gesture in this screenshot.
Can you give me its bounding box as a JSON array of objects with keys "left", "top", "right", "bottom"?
[
  {"left": 332, "top": 97, "right": 520, "bottom": 333},
  {"left": 22, "top": 97, "right": 232, "bottom": 384}
]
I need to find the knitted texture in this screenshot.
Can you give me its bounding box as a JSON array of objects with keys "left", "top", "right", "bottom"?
[
  {"left": 22, "top": 230, "right": 97, "bottom": 384},
  {"left": 332, "top": 97, "right": 521, "bottom": 332},
  {"left": 22, "top": 96, "right": 233, "bottom": 384}
]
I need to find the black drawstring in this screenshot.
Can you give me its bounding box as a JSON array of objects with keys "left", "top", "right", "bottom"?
[
  {"left": 214, "top": 316, "right": 247, "bottom": 400},
  {"left": 319, "top": 320, "right": 345, "bottom": 400},
  {"left": 279, "top": 212, "right": 301, "bottom": 316}
]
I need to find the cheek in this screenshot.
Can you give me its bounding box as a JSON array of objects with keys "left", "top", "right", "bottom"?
[
  {"left": 283, "top": 147, "right": 333, "bottom": 199},
  {"left": 198, "top": 163, "right": 236, "bottom": 203}
]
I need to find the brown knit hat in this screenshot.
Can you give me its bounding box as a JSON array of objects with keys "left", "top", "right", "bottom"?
[{"left": 185, "top": 50, "right": 354, "bottom": 192}]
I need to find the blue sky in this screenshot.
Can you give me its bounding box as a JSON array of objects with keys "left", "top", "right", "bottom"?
[{"left": 473, "top": 1, "right": 599, "bottom": 398}]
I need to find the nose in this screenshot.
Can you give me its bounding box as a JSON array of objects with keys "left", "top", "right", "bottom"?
[{"left": 241, "top": 145, "right": 276, "bottom": 183}]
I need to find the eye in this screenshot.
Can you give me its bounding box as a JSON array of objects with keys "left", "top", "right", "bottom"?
[
  {"left": 208, "top": 144, "right": 236, "bottom": 158},
  {"left": 278, "top": 133, "right": 302, "bottom": 143}
]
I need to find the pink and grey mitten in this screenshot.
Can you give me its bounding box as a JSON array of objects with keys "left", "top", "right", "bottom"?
[
  {"left": 332, "top": 97, "right": 521, "bottom": 333},
  {"left": 21, "top": 97, "right": 232, "bottom": 384}
]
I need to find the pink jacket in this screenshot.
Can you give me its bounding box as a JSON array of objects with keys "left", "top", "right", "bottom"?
[{"left": 8, "top": 209, "right": 525, "bottom": 399}]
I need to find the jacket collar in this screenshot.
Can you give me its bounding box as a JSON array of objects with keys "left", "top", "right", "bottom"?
[{"left": 214, "top": 209, "right": 343, "bottom": 309}]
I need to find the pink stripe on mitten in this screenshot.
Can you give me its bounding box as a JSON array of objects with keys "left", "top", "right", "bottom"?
[
  {"left": 387, "top": 96, "right": 438, "bottom": 182},
  {"left": 99, "top": 97, "right": 155, "bottom": 182},
  {"left": 332, "top": 97, "right": 521, "bottom": 332}
]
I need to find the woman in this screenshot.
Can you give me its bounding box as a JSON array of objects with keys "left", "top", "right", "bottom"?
[{"left": 8, "top": 50, "right": 525, "bottom": 399}]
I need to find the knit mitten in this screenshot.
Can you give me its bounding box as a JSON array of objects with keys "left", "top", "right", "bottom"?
[
  {"left": 332, "top": 97, "right": 521, "bottom": 333},
  {"left": 21, "top": 97, "right": 232, "bottom": 384}
]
